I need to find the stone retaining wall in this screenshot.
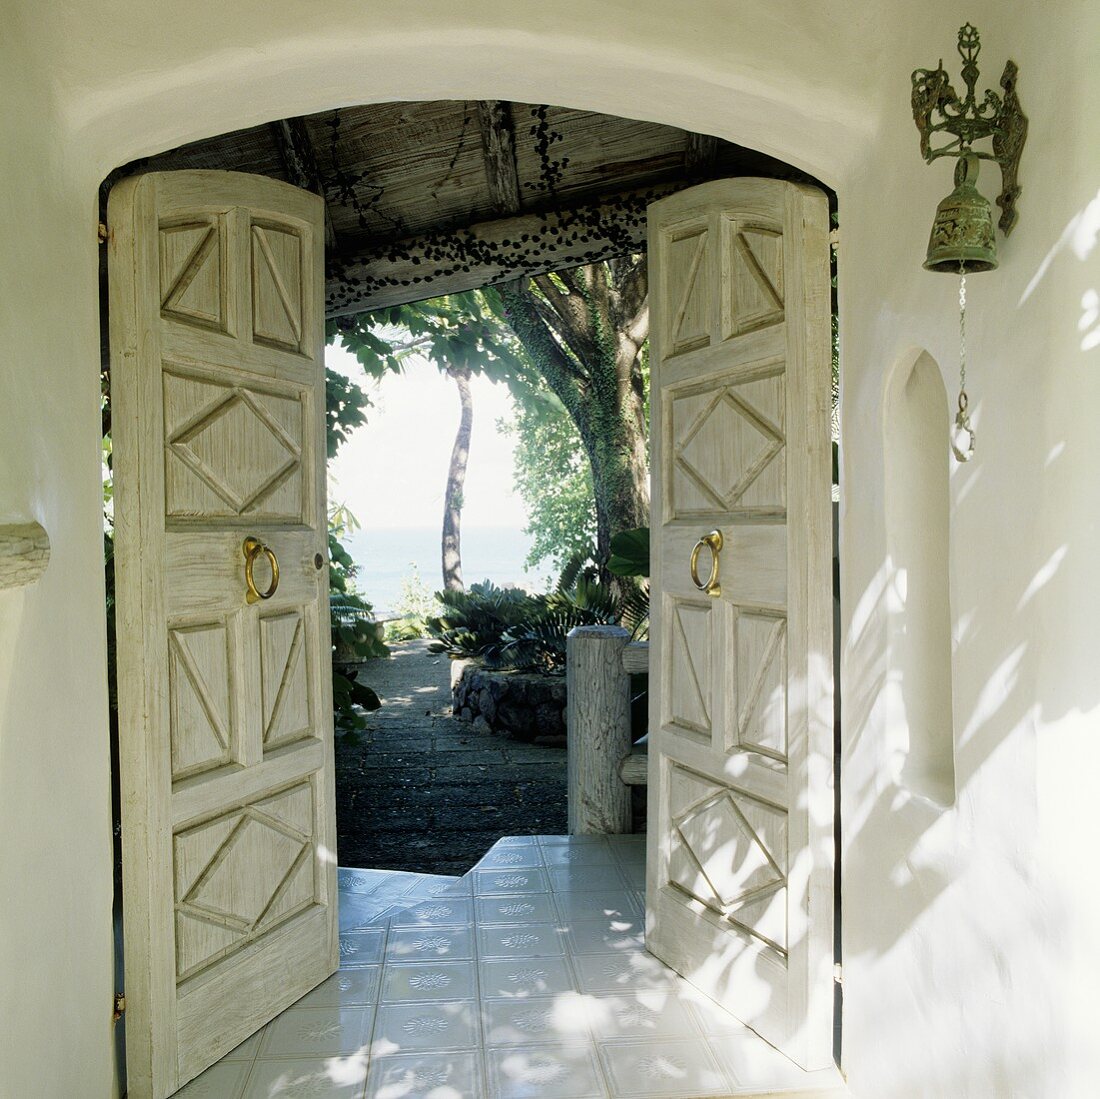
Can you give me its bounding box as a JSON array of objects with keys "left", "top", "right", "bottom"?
[{"left": 450, "top": 660, "right": 567, "bottom": 745}]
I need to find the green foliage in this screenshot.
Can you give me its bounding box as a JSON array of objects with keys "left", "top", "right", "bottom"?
[
  {"left": 326, "top": 501, "right": 388, "bottom": 738},
  {"left": 330, "top": 667, "right": 382, "bottom": 741},
  {"left": 499, "top": 583, "right": 619, "bottom": 672},
  {"left": 325, "top": 368, "right": 371, "bottom": 460},
  {"left": 425, "top": 562, "right": 649, "bottom": 673},
  {"left": 607, "top": 527, "right": 650, "bottom": 578},
  {"left": 330, "top": 293, "right": 530, "bottom": 391},
  {"left": 331, "top": 593, "right": 388, "bottom": 663},
  {"left": 385, "top": 565, "right": 443, "bottom": 641},
  {"left": 425, "top": 582, "right": 536, "bottom": 666},
  {"left": 498, "top": 376, "right": 597, "bottom": 572}
]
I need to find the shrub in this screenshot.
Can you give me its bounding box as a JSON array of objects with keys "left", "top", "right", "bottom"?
[
  {"left": 425, "top": 569, "right": 648, "bottom": 674},
  {"left": 385, "top": 564, "right": 442, "bottom": 641}
]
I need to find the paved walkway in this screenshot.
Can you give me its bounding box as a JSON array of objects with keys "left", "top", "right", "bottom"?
[{"left": 336, "top": 641, "right": 568, "bottom": 876}]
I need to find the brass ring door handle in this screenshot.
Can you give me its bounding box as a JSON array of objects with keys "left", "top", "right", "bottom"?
[
  {"left": 243, "top": 537, "right": 279, "bottom": 604},
  {"left": 689, "top": 530, "right": 723, "bottom": 597}
]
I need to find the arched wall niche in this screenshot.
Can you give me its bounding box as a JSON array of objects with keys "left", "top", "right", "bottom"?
[{"left": 882, "top": 348, "right": 956, "bottom": 807}]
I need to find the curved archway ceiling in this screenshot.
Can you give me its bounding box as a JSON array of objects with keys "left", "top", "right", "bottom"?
[{"left": 107, "top": 100, "right": 822, "bottom": 317}]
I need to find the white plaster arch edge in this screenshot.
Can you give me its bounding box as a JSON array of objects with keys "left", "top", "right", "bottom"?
[{"left": 71, "top": 23, "right": 871, "bottom": 194}]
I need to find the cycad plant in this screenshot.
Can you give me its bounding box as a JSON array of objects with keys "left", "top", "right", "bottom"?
[{"left": 425, "top": 532, "right": 651, "bottom": 674}]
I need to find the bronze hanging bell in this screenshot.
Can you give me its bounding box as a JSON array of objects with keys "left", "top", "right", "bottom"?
[{"left": 924, "top": 152, "right": 998, "bottom": 273}]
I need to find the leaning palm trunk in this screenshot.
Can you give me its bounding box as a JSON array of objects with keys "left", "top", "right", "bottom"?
[{"left": 442, "top": 363, "right": 473, "bottom": 591}]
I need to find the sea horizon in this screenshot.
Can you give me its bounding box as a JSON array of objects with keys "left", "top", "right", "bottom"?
[{"left": 342, "top": 524, "right": 556, "bottom": 616}]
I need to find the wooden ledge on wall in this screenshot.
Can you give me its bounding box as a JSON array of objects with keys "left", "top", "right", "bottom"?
[{"left": 0, "top": 522, "right": 50, "bottom": 590}]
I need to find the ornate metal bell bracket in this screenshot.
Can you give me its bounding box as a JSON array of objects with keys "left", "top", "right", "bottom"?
[{"left": 912, "top": 23, "right": 1027, "bottom": 235}]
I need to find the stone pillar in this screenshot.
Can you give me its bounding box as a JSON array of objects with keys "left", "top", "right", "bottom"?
[{"left": 567, "top": 624, "right": 632, "bottom": 834}]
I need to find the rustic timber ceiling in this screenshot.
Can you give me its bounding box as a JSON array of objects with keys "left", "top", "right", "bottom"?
[{"left": 104, "top": 99, "right": 824, "bottom": 319}]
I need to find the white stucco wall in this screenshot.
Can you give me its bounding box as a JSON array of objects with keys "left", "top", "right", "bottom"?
[{"left": 0, "top": 2, "right": 1096, "bottom": 1096}]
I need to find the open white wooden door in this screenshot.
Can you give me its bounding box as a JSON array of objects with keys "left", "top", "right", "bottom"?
[
  {"left": 109, "top": 171, "right": 338, "bottom": 1099},
  {"left": 645, "top": 177, "right": 834, "bottom": 1069}
]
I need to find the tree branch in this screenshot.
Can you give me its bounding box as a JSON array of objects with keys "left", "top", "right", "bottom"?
[
  {"left": 497, "top": 282, "right": 588, "bottom": 418},
  {"left": 531, "top": 274, "right": 600, "bottom": 370},
  {"left": 615, "top": 257, "right": 648, "bottom": 334}
]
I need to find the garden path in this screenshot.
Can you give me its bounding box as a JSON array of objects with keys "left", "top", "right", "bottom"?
[{"left": 336, "top": 640, "right": 568, "bottom": 876}]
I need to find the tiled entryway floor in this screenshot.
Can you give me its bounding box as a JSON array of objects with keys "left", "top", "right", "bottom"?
[{"left": 173, "top": 836, "right": 843, "bottom": 1098}]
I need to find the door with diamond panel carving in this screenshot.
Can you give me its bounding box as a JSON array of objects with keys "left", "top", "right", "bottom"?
[
  {"left": 109, "top": 171, "right": 337, "bottom": 1099},
  {"left": 645, "top": 178, "right": 834, "bottom": 1069}
]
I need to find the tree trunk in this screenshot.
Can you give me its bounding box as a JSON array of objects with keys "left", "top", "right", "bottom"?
[
  {"left": 497, "top": 273, "right": 650, "bottom": 574},
  {"left": 441, "top": 365, "right": 474, "bottom": 591},
  {"left": 583, "top": 395, "right": 649, "bottom": 567}
]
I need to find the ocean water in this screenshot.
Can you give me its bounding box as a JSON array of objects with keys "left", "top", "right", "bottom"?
[{"left": 343, "top": 526, "right": 556, "bottom": 615}]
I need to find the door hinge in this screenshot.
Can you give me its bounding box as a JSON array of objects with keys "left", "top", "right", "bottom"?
[
  {"left": 829, "top": 227, "right": 840, "bottom": 249},
  {"left": 98, "top": 222, "right": 109, "bottom": 245},
  {"left": 113, "top": 993, "right": 126, "bottom": 1021},
  {"left": 833, "top": 962, "right": 843, "bottom": 986}
]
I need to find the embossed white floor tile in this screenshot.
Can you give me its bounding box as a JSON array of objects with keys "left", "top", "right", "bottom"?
[
  {"left": 340, "top": 894, "right": 396, "bottom": 932},
  {"left": 551, "top": 891, "right": 640, "bottom": 921},
  {"left": 386, "top": 927, "right": 474, "bottom": 962},
  {"left": 476, "top": 894, "right": 558, "bottom": 925},
  {"left": 258, "top": 1006, "right": 373, "bottom": 1060},
  {"left": 539, "top": 841, "right": 614, "bottom": 867},
  {"left": 221, "top": 1027, "right": 265, "bottom": 1061},
  {"left": 242, "top": 1055, "right": 369, "bottom": 1099},
  {"left": 565, "top": 917, "right": 645, "bottom": 956},
  {"left": 547, "top": 865, "right": 627, "bottom": 893},
  {"left": 365, "top": 1051, "right": 481, "bottom": 1098},
  {"left": 374, "top": 882, "right": 425, "bottom": 901},
  {"left": 604, "top": 835, "right": 646, "bottom": 855},
  {"left": 474, "top": 869, "right": 550, "bottom": 896},
  {"left": 340, "top": 929, "right": 386, "bottom": 967},
  {"left": 597, "top": 1038, "right": 728, "bottom": 1097},
  {"left": 295, "top": 967, "right": 381, "bottom": 1008},
  {"left": 479, "top": 846, "right": 544, "bottom": 870},
  {"left": 339, "top": 868, "right": 398, "bottom": 894},
  {"left": 583, "top": 991, "right": 700, "bottom": 1040},
  {"left": 391, "top": 898, "right": 474, "bottom": 928},
  {"left": 683, "top": 990, "right": 753, "bottom": 1037},
  {"left": 598, "top": 994, "right": 699, "bottom": 1042},
  {"left": 477, "top": 923, "right": 566, "bottom": 959},
  {"left": 707, "top": 1030, "right": 839, "bottom": 1092},
  {"left": 571, "top": 952, "right": 678, "bottom": 994},
  {"left": 421, "top": 876, "right": 473, "bottom": 898},
  {"left": 537, "top": 834, "right": 606, "bottom": 846},
  {"left": 370, "top": 1001, "right": 479, "bottom": 1056},
  {"left": 417, "top": 872, "right": 464, "bottom": 889},
  {"left": 615, "top": 863, "right": 647, "bottom": 889},
  {"left": 487, "top": 1043, "right": 607, "bottom": 1099},
  {"left": 479, "top": 957, "right": 575, "bottom": 999},
  {"left": 493, "top": 835, "right": 542, "bottom": 848},
  {"left": 482, "top": 995, "right": 592, "bottom": 1047},
  {"left": 381, "top": 960, "right": 477, "bottom": 1002},
  {"left": 172, "top": 1060, "right": 251, "bottom": 1099}
]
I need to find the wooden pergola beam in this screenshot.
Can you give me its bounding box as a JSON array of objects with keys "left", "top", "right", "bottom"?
[
  {"left": 685, "top": 131, "right": 720, "bottom": 180},
  {"left": 325, "top": 182, "right": 680, "bottom": 317},
  {"left": 475, "top": 100, "right": 523, "bottom": 217},
  {"left": 270, "top": 117, "right": 337, "bottom": 249}
]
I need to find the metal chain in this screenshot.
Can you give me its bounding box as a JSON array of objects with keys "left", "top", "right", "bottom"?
[
  {"left": 959, "top": 269, "right": 967, "bottom": 397},
  {"left": 952, "top": 263, "right": 975, "bottom": 461}
]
